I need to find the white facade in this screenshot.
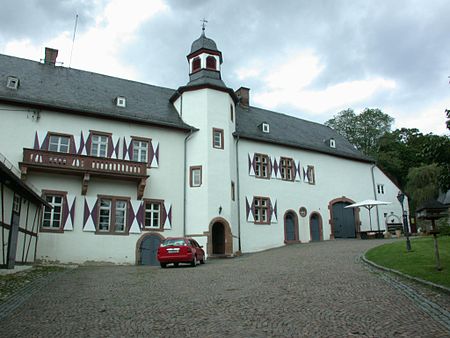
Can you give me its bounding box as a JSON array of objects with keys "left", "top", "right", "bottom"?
[{"left": 0, "top": 34, "right": 409, "bottom": 265}]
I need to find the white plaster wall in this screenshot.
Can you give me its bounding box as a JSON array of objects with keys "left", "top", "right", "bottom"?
[
  {"left": 181, "top": 89, "right": 238, "bottom": 251},
  {"left": 237, "top": 139, "right": 406, "bottom": 253},
  {"left": 0, "top": 104, "right": 186, "bottom": 264}
]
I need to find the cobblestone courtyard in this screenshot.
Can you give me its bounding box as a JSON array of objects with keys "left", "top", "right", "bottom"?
[{"left": 1, "top": 239, "right": 449, "bottom": 337}]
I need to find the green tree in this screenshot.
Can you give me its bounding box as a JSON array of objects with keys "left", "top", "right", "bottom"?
[
  {"left": 325, "top": 108, "right": 394, "bottom": 157},
  {"left": 405, "top": 163, "right": 442, "bottom": 213}
]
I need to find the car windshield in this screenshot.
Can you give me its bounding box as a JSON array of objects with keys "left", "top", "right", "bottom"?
[{"left": 161, "top": 239, "right": 187, "bottom": 247}]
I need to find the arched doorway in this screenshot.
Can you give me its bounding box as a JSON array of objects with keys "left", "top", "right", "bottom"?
[
  {"left": 212, "top": 222, "right": 225, "bottom": 254},
  {"left": 207, "top": 217, "right": 233, "bottom": 257},
  {"left": 284, "top": 210, "right": 299, "bottom": 243},
  {"left": 331, "top": 201, "right": 357, "bottom": 238},
  {"left": 136, "top": 233, "right": 163, "bottom": 266},
  {"left": 310, "top": 212, "right": 323, "bottom": 241}
]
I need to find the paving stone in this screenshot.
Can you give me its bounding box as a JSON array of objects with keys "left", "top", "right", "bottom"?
[{"left": 0, "top": 239, "right": 449, "bottom": 337}]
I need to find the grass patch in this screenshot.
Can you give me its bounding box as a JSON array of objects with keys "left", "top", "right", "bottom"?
[{"left": 365, "top": 236, "right": 450, "bottom": 288}]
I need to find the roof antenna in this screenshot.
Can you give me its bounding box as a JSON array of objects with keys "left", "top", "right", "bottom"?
[
  {"left": 200, "top": 18, "right": 208, "bottom": 36},
  {"left": 69, "top": 13, "right": 79, "bottom": 68}
]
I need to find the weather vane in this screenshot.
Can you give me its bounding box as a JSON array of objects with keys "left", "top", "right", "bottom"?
[{"left": 201, "top": 18, "right": 208, "bottom": 33}]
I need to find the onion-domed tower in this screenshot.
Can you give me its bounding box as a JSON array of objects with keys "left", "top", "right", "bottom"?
[{"left": 170, "top": 30, "right": 238, "bottom": 257}]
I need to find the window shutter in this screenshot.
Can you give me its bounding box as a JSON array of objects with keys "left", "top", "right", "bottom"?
[
  {"left": 303, "top": 166, "right": 308, "bottom": 183},
  {"left": 150, "top": 141, "right": 159, "bottom": 168},
  {"left": 123, "top": 137, "right": 131, "bottom": 160},
  {"left": 271, "top": 198, "right": 278, "bottom": 223},
  {"left": 107, "top": 136, "right": 114, "bottom": 158},
  {"left": 113, "top": 136, "right": 121, "bottom": 159},
  {"left": 271, "top": 156, "right": 278, "bottom": 179},
  {"left": 294, "top": 160, "right": 301, "bottom": 182},
  {"left": 34, "top": 131, "right": 47, "bottom": 150},
  {"left": 75, "top": 131, "right": 87, "bottom": 155},
  {"left": 63, "top": 195, "right": 76, "bottom": 231},
  {"left": 83, "top": 196, "right": 97, "bottom": 232},
  {"left": 276, "top": 157, "right": 282, "bottom": 179},
  {"left": 85, "top": 132, "right": 92, "bottom": 156},
  {"left": 129, "top": 200, "right": 142, "bottom": 234},
  {"left": 248, "top": 153, "right": 255, "bottom": 176},
  {"left": 163, "top": 202, "right": 172, "bottom": 229},
  {"left": 246, "top": 196, "right": 255, "bottom": 222},
  {"left": 297, "top": 162, "right": 302, "bottom": 182}
]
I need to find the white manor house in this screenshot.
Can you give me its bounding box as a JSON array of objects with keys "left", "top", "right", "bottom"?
[{"left": 0, "top": 32, "right": 407, "bottom": 266}]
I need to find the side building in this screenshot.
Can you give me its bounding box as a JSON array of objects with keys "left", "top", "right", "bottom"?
[{"left": 0, "top": 35, "right": 408, "bottom": 265}]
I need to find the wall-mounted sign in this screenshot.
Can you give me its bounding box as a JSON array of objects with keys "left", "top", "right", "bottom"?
[{"left": 299, "top": 207, "right": 307, "bottom": 217}]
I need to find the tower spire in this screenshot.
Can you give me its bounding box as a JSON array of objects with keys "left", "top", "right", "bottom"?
[{"left": 201, "top": 18, "right": 208, "bottom": 36}]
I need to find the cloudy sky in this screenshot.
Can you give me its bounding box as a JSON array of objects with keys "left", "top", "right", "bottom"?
[{"left": 1, "top": 0, "right": 449, "bottom": 135}]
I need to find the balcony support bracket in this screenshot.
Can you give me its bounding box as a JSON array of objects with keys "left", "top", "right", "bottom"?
[{"left": 82, "top": 173, "right": 90, "bottom": 195}]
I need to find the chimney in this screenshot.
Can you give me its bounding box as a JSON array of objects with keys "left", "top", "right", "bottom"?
[
  {"left": 44, "top": 47, "right": 59, "bottom": 65},
  {"left": 235, "top": 87, "right": 250, "bottom": 107}
]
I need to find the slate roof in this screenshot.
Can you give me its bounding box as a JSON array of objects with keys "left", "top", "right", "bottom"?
[
  {"left": 190, "top": 33, "right": 219, "bottom": 54},
  {"left": 187, "top": 69, "right": 227, "bottom": 88},
  {"left": 235, "top": 105, "right": 373, "bottom": 163},
  {"left": 0, "top": 53, "right": 191, "bottom": 131},
  {"left": 0, "top": 52, "right": 371, "bottom": 163}
]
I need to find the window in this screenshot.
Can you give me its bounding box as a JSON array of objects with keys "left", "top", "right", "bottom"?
[
  {"left": 231, "top": 181, "right": 235, "bottom": 201},
  {"left": 6, "top": 76, "right": 19, "bottom": 90},
  {"left": 144, "top": 200, "right": 162, "bottom": 229},
  {"left": 307, "top": 165, "right": 315, "bottom": 184},
  {"left": 230, "top": 104, "right": 234, "bottom": 122},
  {"left": 48, "top": 134, "right": 70, "bottom": 153},
  {"left": 91, "top": 134, "right": 109, "bottom": 157},
  {"left": 43, "top": 194, "right": 64, "bottom": 230},
  {"left": 116, "top": 96, "right": 126, "bottom": 107},
  {"left": 190, "top": 166, "right": 202, "bottom": 187},
  {"left": 377, "top": 184, "right": 385, "bottom": 194},
  {"left": 212, "top": 128, "right": 224, "bottom": 149},
  {"left": 280, "top": 157, "right": 294, "bottom": 181},
  {"left": 329, "top": 138, "right": 336, "bottom": 148},
  {"left": 132, "top": 139, "right": 148, "bottom": 163},
  {"left": 206, "top": 56, "right": 217, "bottom": 70},
  {"left": 192, "top": 57, "right": 201, "bottom": 72},
  {"left": 262, "top": 123, "right": 270, "bottom": 133},
  {"left": 97, "top": 197, "right": 128, "bottom": 234},
  {"left": 255, "top": 153, "right": 270, "bottom": 179},
  {"left": 253, "top": 197, "right": 270, "bottom": 224}
]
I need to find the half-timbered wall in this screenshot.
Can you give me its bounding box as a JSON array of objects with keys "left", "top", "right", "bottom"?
[{"left": 0, "top": 182, "right": 41, "bottom": 266}]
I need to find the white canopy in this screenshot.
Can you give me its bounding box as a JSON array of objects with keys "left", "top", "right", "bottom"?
[
  {"left": 345, "top": 199, "right": 391, "bottom": 210},
  {"left": 345, "top": 199, "right": 392, "bottom": 232}
]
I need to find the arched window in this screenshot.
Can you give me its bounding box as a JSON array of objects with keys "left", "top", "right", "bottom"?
[
  {"left": 206, "top": 56, "right": 217, "bottom": 70},
  {"left": 192, "top": 57, "right": 201, "bottom": 72}
]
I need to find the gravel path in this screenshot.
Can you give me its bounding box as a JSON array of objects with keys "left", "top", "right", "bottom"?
[{"left": 1, "top": 239, "right": 449, "bottom": 337}]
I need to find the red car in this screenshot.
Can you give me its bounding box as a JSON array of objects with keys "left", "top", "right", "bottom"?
[{"left": 157, "top": 237, "right": 206, "bottom": 268}]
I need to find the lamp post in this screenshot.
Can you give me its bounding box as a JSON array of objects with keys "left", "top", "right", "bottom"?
[{"left": 397, "top": 191, "right": 411, "bottom": 251}]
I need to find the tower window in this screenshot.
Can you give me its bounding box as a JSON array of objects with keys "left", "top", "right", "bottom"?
[
  {"left": 206, "top": 56, "right": 217, "bottom": 70},
  {"left": 192, "top": 57, "right": 201, "bottom": 72},
  {"left": 6, "top": 76, "right": 19, "bottom": 90},
  {"left": 212, "top": 128, "right": 224, "bottom": 149}
]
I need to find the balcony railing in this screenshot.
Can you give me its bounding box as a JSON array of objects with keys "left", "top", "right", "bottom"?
[{"left": 20, "top": 148, "right": 148, "bottom": 199}]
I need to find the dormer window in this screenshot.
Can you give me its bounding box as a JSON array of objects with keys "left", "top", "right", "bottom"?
[
  {"left": 261, "top": 122, "right": 270, "bottom": 133},
  {"left": 206, "top": 56, "right": 217, "bottom": 70},
  {"left": 329, "top": 138, "right": 336, "bottom": 148},
  {"left": 116, "top": 96, "right": 126, "bottom": 108},
  {"left": 192, "top": 57, "right": 201, "bottom": 72},
  {"left": 6, "top": 76, "right": 19, "bottom": 90}
]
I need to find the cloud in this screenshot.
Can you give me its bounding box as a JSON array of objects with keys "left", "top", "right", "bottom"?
[{"left": 251, "top": 51, "right": 396, "bottom": 114}]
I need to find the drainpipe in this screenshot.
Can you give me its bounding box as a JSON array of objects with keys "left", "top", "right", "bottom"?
[
  {"left": 235, "top": 135, "right": 242, "bottom": 252},
  {"left": 370, "top": 164, "right": 381, "bottom": 232}
]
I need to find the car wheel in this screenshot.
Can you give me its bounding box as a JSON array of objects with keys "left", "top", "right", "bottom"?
[
  {"left": 191, "top": 256, "right": 197, "bottom": 267},
  {"left": 160, "top": 263, "right": 167, "bottom": 268}
]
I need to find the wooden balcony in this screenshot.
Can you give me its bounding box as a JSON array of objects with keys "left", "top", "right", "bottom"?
[{"left": 20, "top": 148, "right": 149, "bottom": 199}]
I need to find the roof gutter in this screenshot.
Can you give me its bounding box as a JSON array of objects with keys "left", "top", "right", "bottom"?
[
  {"left": 371, "top": 164, "right": 381, "bottom": 232},
  {"left": 235, "top": 134, "right": 242, "bottom": 252}
]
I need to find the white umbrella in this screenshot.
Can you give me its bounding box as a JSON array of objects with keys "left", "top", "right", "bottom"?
[{"left": 345, "top": 199, "right": 392, "bottom": 231}]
